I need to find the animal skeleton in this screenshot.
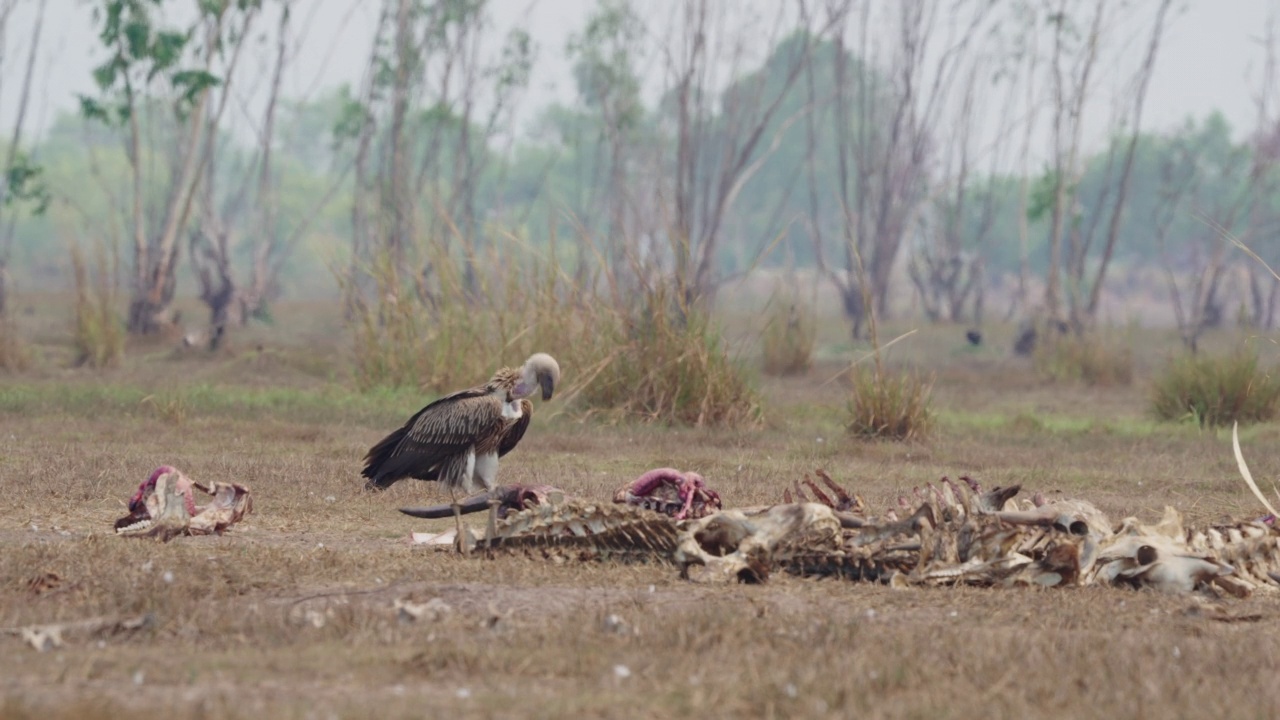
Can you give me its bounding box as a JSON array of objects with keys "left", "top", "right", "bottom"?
[
  {"left": 114, "top": 466, "right": 253, "bottom": 542},
  {"left": 421, "top": 448, "right": 1280, "bottom": 597}
]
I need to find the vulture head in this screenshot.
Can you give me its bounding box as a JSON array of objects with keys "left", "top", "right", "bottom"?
[{"left": 513, "top": 353, "right": 560, "bottom": 401}]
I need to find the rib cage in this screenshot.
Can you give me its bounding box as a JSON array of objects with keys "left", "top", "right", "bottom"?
[{"left": 478, "top": 501, "right": 680, "bottom": 561}]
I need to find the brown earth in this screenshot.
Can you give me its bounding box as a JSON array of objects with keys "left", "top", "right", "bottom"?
[{"left": 2, "top": 297, "right": 1280, "bottom": 719}]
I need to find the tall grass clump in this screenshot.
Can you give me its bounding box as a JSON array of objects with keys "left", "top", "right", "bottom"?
[
  {"left": 70, "top": 242, "right": 124, "bottom": 369},
  {"left": 1150, "top": 349, "right": 1280, "bottom": 427},
  {"left": 340, "top": 227, "right": 761, "bottom": 427},
  {"left": 580, "top": 286, "right": 762, "bottom": 427},
  {"left": 761, "top": 298, "right": 815, "bottom": 377},
  {"left": 341, "top": 238, "right": 603, "bottom": 394},
  {"left": 846, "top": 363, "right": 933, "bottom": 440},
  {"left": 0, "top": 318, "right": 32, "bottom": 372},
  {"left": 1034, "top": 330, "right": 1133, "bottom": 386}
]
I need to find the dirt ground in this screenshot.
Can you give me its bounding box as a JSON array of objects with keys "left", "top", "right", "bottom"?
[{"left": 3, "top": 301, "right": 1280, "bottom": 719}]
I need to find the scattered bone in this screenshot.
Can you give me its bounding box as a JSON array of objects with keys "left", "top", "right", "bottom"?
[
  {"left": 395, "top": 597, "right": 453, "bottom": 623},
  {"left": 2, "top": 614, "right": 154, "bottom": 652},
  {"left": 601, "top": 613, "right": 637, "bottom": 636},
  {"left": 433, "top": 457, "right": 1280, "bottom": 598}
]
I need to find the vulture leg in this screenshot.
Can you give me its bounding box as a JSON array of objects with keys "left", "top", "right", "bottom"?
[
  {"left": 450, "top": 486, "right": 470, "bottom": 557},
  {"left": 474, "top": 452, "right": 499, "bottom": 493}
]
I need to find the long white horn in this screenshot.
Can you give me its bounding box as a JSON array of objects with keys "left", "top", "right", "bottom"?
[{"left": 1233, "top": 421, "right": 1278, "bottom": 517}]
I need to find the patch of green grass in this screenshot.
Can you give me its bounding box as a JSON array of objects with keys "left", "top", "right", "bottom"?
[
  {"left": 0, "top": 381, "right": 435, "bottom": 427},
  {"left": 936, "top": 409, "right": 1173, "bottom": 439}
]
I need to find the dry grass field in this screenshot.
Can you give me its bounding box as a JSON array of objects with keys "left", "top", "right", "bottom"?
[{"left": 3, "top": 294, "right": 1280, "bottom": 719}]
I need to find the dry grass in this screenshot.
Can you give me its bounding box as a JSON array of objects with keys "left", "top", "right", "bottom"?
[
  {"left": 0, "top": 318, "right": 33, "bottom": 371},
  {"left": 3, "top": 296, "right": 1280, "bottom": 718},
  {"left": 70, "top": 242, "right": 124, "bottom": 369},
  {"left": 845, "top": 364, "right": 934, "bottom": 441},
  {"left": 1150, "top": 348, "right": 1280, "bottom": 428},
  {"left": 580, "top": 288, "right": 762, "bottom": 427},
  {"left": 761, "top": 299, "right": 815, "bottom": 377},
  {"left": 1034, "top": 330, "right": 1134, "bottom": 387},
  {"left": 343, "top": 240, "right": 760, "bottom": 427}
]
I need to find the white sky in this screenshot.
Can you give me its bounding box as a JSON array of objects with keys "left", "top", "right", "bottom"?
[{"left": 1, "top": 0, "right": 1277, "bottom": 159}]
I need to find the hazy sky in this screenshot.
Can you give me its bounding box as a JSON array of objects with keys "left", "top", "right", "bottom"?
[{"left": 2, "top": 0, "right": 1277, "bottom": 157}]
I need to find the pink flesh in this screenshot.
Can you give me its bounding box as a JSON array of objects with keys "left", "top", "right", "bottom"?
[
  {"left": 129, "top": 465, "right": 178, "bottom": 508},
  {"left": 629, "top": 468, "right": 687, "bottom": 497},
  {"left": 134, "top": 466, "right": 198, "bottom": 518}
]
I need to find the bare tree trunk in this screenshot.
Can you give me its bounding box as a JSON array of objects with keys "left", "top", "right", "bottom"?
[
  {"left": 1044, "top": 0, "right": 1104, "bottom": 323},
  {"left": 1083, "top": 0, "right": 1173, "bottom": 321},
  {"left": 0, "top": 0, "right": 43, "bottom": 318},
  {"left": 128, "top": 9, "right": 239, "bottom": 335},
  {"left": 385, "top": 0, "right": 413, "bottom": 270}
]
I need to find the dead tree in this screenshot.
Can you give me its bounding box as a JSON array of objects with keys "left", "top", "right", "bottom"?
[
  {"left": 1242, "top": 15, "right": 1280, "bottom": 331},
  {"left": 0, "top": 0, "right": 47, "bottom": 317},
  {"left": 907, "top": 38, "right": 1022, "bottom": 326},
  {"left": 80, "top": 1, "right": 260, "bottom": 335},
  {"left": 1037, "top": 0, "right": 1175, "bottom": 330},
  {"left": 188, "top": 2, "right": 347, "bottom": 348},
  {"left": 345, "top": 0, "right": 533, "bottom": 305},
  {"left": 816, "top": 0, "right": 996, "bottom": 339},
  {"left": 659, "top": 0, "right": 826, "bottom": 309}
]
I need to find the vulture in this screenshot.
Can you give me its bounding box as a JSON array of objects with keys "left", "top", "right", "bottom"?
[{"left": 361, "top": 353, "right": 561, "bottom": 493}]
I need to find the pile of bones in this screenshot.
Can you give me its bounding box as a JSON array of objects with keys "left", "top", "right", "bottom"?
[
  {"left": 115, "top": 432, "right": 1280, "bottom": 598},
  {"left": 397, "top": 434, "right": 1280, "bottom": 598}
]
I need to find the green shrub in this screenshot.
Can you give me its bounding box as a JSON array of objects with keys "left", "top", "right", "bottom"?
[
  {"left": 1150, "top": 350, "right": 1280, "bottom": 427},
  {"left": 761, "top": 300, "right": 815, "bottom": 377},
  {"left": 846, "top": 364, "right": 933, "bottom": 441},
  {"left": 1034, "top": 331, "right": 1133, "bottom": 386}
]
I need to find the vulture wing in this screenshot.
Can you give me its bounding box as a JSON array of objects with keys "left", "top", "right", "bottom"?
[
  {"left": 498, "top": 399, "right": 533, "bottom": 457},
  {"left": 362, "top": 390, "right": 506, "bottom": 489}
]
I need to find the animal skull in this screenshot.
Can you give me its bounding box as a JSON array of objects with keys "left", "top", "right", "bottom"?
[
  {"left": 114, "top": 466, "right": 253, "bottom": 542},
  {"left": 674, "top": 503, "right": 842, "bottom": 583}
]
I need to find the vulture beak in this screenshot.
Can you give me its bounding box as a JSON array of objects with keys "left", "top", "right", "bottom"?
[{"left": 539, "top": 371, "right": 555, "bottom": 401}]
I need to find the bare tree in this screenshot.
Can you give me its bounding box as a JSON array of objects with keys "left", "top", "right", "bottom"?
[
  {"left": 907, "top": 36, "right": 1024, "bottom": 326},
  {"left": 815, "top": 0, "right": 996, "bottom": 339},
  {"left": 1150, "top": 122, "right": 1248, "bottom": 353},
  {"left": 0, "top": 0, "right": 47, "bottom": 317},
  {"left": 566, "top": 0, "right": 647, "bottom": 281},
  {"left": 80, "top": 0, "right": 263, "bottom": 335},
  {"left": 344, "top": 0, "right": 533, "bottom": 304},
  {"left": 1034, "top": 0, "right": 1175, "bottom": 330},
  {"left": 187, "top": 2, "right": 349, "bottom": 347},
  {"left": 1242, "top": 14, "right": 1280, "bottom": 331},
  {"left": 658, "top": 0, "right": 826, "bottom": 308}
]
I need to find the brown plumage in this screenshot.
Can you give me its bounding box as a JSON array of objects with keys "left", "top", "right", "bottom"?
[{"left": 362, "top": 353, "right": 560, "bottom": 492}]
